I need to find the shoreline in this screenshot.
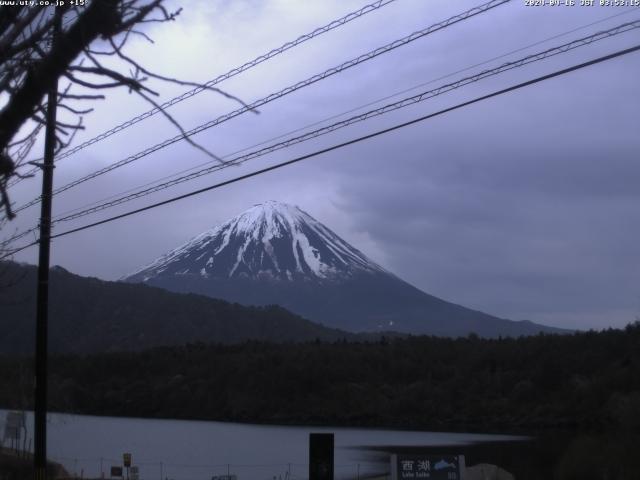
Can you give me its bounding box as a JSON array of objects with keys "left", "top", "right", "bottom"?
[{"left": 0, "top": 405, "right": 611, "bottom": 438}]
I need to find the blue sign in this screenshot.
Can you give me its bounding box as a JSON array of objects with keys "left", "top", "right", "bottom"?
[{"left": 392, "top": 454, "right": 465, "bottom": 480}]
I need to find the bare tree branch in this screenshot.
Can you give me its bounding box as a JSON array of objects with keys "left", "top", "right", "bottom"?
[{"left": 0, "top": 0, "right": 243, "bottom": 227}]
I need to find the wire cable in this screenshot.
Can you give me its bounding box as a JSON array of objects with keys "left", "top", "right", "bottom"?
[
  {"left": 3, "top": 42, "right": 638, "bottom": 260},
  {"left": 10, "top": 0, "right": 511, "bottom": 214},
  {"left": 0, "top": 226, "right": 39, "bottom": 246},
  {"left": 46, "top": 20, "right": 640, "bottom": 224},
  {"left": 7, "top": 0, "right": 400, "bottom": 186},
  {"left": 5, "top": 16, "right": 637, "bottom": 245},
  {"left": 52, "top": 7, "right": 639, "bottom": 221}
]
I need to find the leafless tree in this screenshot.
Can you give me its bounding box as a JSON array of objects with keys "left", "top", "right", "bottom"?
[{"left": 0, "top": 0, "right": 246, "bottom": 223}]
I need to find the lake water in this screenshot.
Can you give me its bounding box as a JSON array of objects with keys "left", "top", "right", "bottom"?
[{"left": 1, "top": 410, "right": 520, "bottom": 480}]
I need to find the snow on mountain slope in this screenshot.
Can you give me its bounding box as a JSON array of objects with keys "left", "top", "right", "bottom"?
[
  {"left": 124, "top": 201, "right": 566, "bottom": 337},
  {"left": 125, "top": 201, "right": 386, "bottom": 283}
]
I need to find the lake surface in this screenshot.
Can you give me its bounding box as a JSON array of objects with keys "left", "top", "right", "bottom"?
[{"left": 1, "top": 410, "right": 520, "bottom": 480}]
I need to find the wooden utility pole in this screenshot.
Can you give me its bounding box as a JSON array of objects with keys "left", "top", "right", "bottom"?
[{"left": 34, "top": 8, "right": 62, "bottom": 480}]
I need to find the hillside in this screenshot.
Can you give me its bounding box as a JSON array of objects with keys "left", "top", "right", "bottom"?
[{"left": 0, "top": 261, "right": 355, "bottom": 354}]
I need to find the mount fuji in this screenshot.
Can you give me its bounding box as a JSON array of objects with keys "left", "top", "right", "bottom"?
[{"left": 124, "top": 201, "right": 561, "bottom": 337}]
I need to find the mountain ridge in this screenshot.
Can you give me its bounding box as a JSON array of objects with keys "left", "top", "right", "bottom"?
[
  {"left": 125, "top": 200, "right": 387, "bottom": 284},
  {"left": 125, "top": 201, "right": 565, "bottom": 337},
  {"left": 0, "top": 261, "right": 360, "bottom": 354}
]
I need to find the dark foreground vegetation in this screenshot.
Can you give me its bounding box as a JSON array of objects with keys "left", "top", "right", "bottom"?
[
  {"left": 0, "top": 449, "right": 67, "bottom": 480},
  {"left": 1, "top": 324, "right": 639, "bottom": 433}
]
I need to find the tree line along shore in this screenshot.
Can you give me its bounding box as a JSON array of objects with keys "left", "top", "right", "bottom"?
[{"left": 1, "top": 324, "right": 639, "bottom": 433}]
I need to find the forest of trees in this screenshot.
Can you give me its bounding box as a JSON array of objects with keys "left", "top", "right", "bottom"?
[{"left": 1, "top": 323, "right": 639, "bottom": 434}]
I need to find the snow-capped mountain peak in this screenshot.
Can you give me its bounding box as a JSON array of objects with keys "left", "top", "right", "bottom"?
[
  {"left": 123, "top": 201, "right": 562, "bottom": 337},
  {"left": 125, "top": 201, "right": 385, "bottom": 283}
]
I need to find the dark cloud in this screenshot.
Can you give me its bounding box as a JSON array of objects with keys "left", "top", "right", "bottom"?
[{"left": 331, "top": 58, "right": 640, "bottom": 329}]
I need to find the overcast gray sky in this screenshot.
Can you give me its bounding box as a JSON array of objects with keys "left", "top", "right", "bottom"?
[{"left": 5, "top": 0, "right": 640, "bottom": 330}]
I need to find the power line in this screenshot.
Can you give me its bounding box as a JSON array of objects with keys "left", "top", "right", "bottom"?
[
  {"left": 10, "top": 0, "right": 511, "bottom": 214},
  {"left": 3, "top": 43, "right": 638, "bottom": 260},
  {"left": 48, "top": 20, "right": 640, "bottom": 223},
  {"left": 5, "top": 16, "right": 637, "bottom": 246},
  {"left": 54, "top": 0, "right": 401, "bottom": 161},
  {"left": 7, "top": 0, "right": 399, "bottom": 187},
  {"left": 47, "top": 20, "right": 640, "bottom": 225},
  {"left": 1, "top": 225, "right": 39, "bottom": 246},
  {"left": 13, "top": 7, "right": 637, "bottom": 199},
  {"left": 53, "top": 7, "right": 639, "bottom": 221}
]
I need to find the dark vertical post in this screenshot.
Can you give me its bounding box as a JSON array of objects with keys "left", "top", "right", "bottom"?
[
  {"left": 309, "top": 433, "right": 334, "bottom": 480},
  {"left": 34, "top": 8, "right": 61, "bottom": 480}
]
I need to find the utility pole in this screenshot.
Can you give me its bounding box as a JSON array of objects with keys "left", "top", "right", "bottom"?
[{"left": 34, "top": 8, "right": 61, "bottom": 480}]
